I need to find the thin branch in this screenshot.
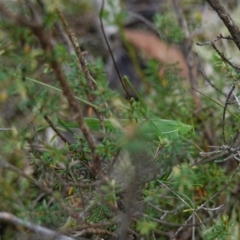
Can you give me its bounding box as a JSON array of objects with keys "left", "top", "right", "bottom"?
[
  {"left": 141, "top": 210, "right": 222, "bottom": 228},
  {"left": 222, "top": 81, "right": 235, "bottom": 144},
  {"left": 196, "top": 34, "right": 233, "bottom": 46},
  {"left": 201, "top": 205, "right": 224, "bottom": 211},
  {"left": 148, "top": 202, "right": 184, "bottom": 217},
  {"left": 0, "top": 159, "right": 81, "bottom": 219},
  {"left": 193, "top": 142, "right": 240, "bottom": 165},
  {"left": 44, "top": 115, "right": 71, "bottom": 145},
  {"left": 54, "top": 21, "right": 75, "bottom": 55},
  {"left": 172, "top": 164, "right": 240, "bottom": 238},
  {"left": 206, "top": 0, "right": 240, "bottom": 50},
  {"left": 0, "top": 128, "right": 12, "bottom": 131},
  {"left": 233, "top": 92, "right": 240, "bottom": 110},
  {"left": 198, "top": 57, "right": 226, "bottom": 96},
  {"left": 0, "top": 2, "right": 101, "bottom": 176},
  {"left": 159, "top": 181, "right": 204, "bottom": 227},
  {"left": 57, "top": 9, "right": 106, "bottom": 132},
  {"left": 0, "top": 212, "right": 75, "bottom": 240},
  {"left": 99, "top": 0, "right": 131, "bottom": 99},
  {"left": 127, "top": 11, "right": 162, "bottom": 38},
  {"left": 73, "top": 228, "right": 117, "bottom": 238},
  {"left": 211, "top": 41, "right": 240, "bottom": 70}
]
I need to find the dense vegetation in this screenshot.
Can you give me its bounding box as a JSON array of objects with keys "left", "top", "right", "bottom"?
[{"left": 1, "top": 0, "right": 240, "bottom": 239}]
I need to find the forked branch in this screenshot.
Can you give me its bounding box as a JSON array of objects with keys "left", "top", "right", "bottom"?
[
  {"left": 206, "top": 0, "right": 240, "bottom": 50},
  {"left": 0, "top": 2, "right": 101, "bottom": 176}
]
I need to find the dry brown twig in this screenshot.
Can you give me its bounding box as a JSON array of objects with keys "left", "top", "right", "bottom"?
[
  {"left": 57, "top": 8, "right": 106, "bottom": 133},
  {"left": 197, "top": 0, "right": 240, "bottom": 70},
  {"left": 1, "top": 154, "right": 110, "bottom": 236},
  {"left": 0, "top": 2, "right": 101, "bottom": 176},
  {"left": 197, "top": 1, "right": 240, "bottom": 147},
  {"left": 196, "top": 34, "right": 233, "bottom": 46},
  {"left": 211, "top": 41, "right": 240, "bottom": 70},
  {"left": 197, "top": 34, "right": 240, "bottom": 71},
  {"left": 0, "top": 212, "right": 75, "bottom": 240},
  {"left": 206, "top": 0, "right": 240, "bottom": 51},
  {"left": 44, "top": 115, "right": 72, "bottom": 145}
]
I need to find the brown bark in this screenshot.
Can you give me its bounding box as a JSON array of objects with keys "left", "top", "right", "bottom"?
[{"left": 206, "top": 0, "right": 240, "bottom": 50}]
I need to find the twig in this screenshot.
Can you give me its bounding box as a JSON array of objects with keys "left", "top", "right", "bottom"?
[
  {"left": 222, "top": 81, "right": 235, "bottom": 144},
  {"left": 148, "top": 203, "right": 184, "bottom": 215},
  {"left": 0, "top": 212, "right": 75, "bottom": 240},
  {"left": 0, "top": 2, "right": 101, "bottom": 176},
  {"left": 141, "top": 210, "right": 222, "bottom": 228},
  {"left": 0, "top": 128, "right": 12, "bottom": 131},
  {"left": 211, "top": 41, "right": 240, "bottom": 70},
  {"left": 99, "top": 0, "right": 131, "bottom": 99},
  {"left": 0, "top": 159, "right": 81, "bottom": 219},
  {"left": 196, "top": 34, "right": 233, "bottom": 46},
  {"left": 201, "top": 205, "right": 224, "bottom": 211},
  {"left": 57, "top": 9, "right": 106, "bottom": 132},
  {"left": 127, "top": 11, "right": 162, "bottom": 38},
  {"left": 194, "top": 143, "right": 240, "bottom": 165},
  {"left": 159, "top": 181, "right": 204, "bottom": 227},
  {"left": 206, "top": 0, "right": 240, "bottom": 50},
  {"left": 44, "top": 115, "right": 71, "bottom": 145},
  {"left": 54, "top": 21, "right": 75, "bottom": 55},
  {"left": 233, "top": 92, "right": 240, "bottom": 110},
  {"left": 198, "top": 57, "right": 226, "bottom": 96},
  {"left": 172, "top": 164, "right": 239, "bottom": 238}
]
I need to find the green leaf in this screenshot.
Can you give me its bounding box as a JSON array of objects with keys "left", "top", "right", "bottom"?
[
  {"left": 57, "top": 116, "right": 75, "bottom": 135},
  {"left": 26, "top": 77, "right": 99, "bottom": 108},
  {"left": 123, "top": 75, "right": 147, "bottom": 111}
]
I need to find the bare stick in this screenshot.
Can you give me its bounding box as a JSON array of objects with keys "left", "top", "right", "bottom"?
[
  {"left": 99, "top": 0, "right": 131, "bottom": 99},
  {"left": 196, "top": 34, "right": 233, "bottom": 46},
  {"left": 44, "top": 115, "right": 71, "bottom": 145},
  {"left": 206, "top": 0, "right": 240, "bottom": 50},
  {"left": 222, "top": 82, "right": 235, "bottom": 144},
  {"left": 198, "top": 57, "right": 226, "bottom": 96},
  {"left": 0, "top": 212, "right": 75, "bottom": 240},
  {"left": 211, "top": 41, "right": 240, "bottom": 70}
]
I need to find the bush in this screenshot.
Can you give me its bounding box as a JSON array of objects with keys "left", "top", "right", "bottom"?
[{"left": 0, "top": 1, "right": 240, "bottom": 239}]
